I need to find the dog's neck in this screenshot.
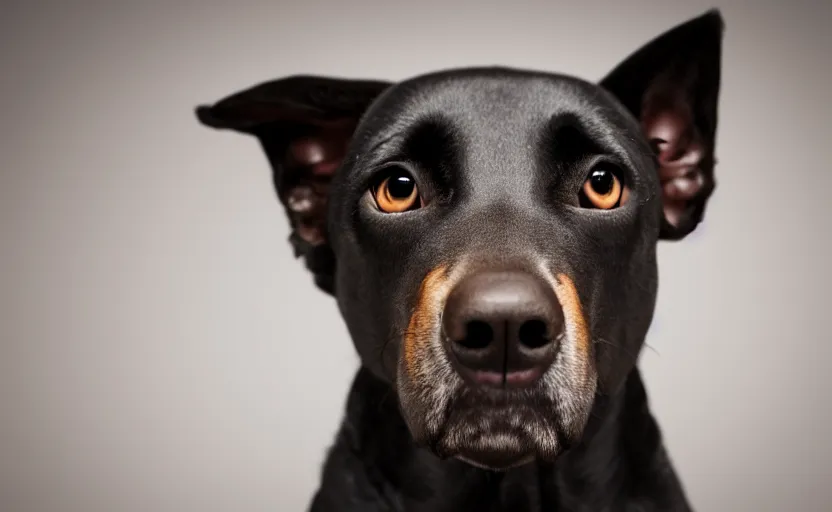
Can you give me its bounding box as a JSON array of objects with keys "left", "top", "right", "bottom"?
[{"left": 310, "top": 367, "right": 692, "bottom": 512}]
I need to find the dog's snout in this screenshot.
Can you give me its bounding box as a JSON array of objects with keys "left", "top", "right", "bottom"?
[{"left": 442, "top": 271, "right": 563, "bottom": 388}]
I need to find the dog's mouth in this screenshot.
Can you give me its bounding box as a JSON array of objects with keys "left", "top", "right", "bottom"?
[{"left": 399, "top": 368, "right": 595, "bottom": 472}]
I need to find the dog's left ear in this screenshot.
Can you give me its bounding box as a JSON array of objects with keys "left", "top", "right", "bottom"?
[
  {"left": 600, "top": 10, "right": 724, "bottom": 240},
  {"left": 195, "top": 76, "right": 392, "bottom": 294}
]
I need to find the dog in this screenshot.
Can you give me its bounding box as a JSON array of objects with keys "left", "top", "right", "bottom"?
[{"left": 195, "top": 9, "right": 723, "bottom": 511}]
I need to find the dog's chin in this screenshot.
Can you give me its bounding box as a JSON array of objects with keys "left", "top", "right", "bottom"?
[{"left": 431, "top": 405, "right": 564, "bottom": 471}]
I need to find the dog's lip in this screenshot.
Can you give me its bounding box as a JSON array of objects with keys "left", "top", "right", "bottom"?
[{"left": 466, "top": 367, "right": 545, "bottom": 387}]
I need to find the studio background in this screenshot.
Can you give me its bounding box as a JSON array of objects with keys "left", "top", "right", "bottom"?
[{"left": 2, "top": 1, "right": 830, "bottom": 511}]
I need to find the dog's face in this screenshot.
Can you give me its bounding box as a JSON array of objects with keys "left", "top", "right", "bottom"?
[{"left": 197, "top": 11, "right": 722, "bottom": 470}]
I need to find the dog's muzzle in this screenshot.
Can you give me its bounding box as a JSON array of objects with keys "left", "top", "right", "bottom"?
[{"left": 397, "top": 262, "right": 597, "bottom": 470}]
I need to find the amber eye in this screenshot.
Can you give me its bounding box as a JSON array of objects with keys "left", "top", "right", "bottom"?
[
  {"left": 579, "top": 166, "right": 625, "bottom": 210},
  {"left": 373, "top": 169, "right": 421, "bottom": 213}
]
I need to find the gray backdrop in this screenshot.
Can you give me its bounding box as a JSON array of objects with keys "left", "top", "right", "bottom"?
[{"left": 2, "top": 1, "right": 830, "bottom": 511}]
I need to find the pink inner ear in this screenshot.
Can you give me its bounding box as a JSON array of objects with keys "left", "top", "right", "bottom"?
[
  {"left": 289, "top": 137, "right": 345, "bottom": 176},
  {"left": 642, "top": 91, "right": 706, "bottom": 228},
  {"left": 282, "top": 124, "right": 353, "bottom": 246}
]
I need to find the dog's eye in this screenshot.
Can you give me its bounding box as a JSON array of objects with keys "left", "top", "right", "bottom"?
[
  {"left": 372, "top": 168, "right": 422, "bottom": 213},
  {"left": 579, "top": 165, "right": 626, "bottom": 210}
]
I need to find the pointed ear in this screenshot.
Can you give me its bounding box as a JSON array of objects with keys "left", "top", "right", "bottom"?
[
  {"left": 600, "top": 10, "right": 724, "bottom": 240},
  {"left": 195, "top": 76, "right": 392, "bottom": 294}
]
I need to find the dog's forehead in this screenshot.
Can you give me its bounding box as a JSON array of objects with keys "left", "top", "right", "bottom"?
[
  {"left": 385, "top": 68, "right": 618, "bottom": 122},
  {"left": 356, "top": 67, "right": 639, "bottom": 155}
]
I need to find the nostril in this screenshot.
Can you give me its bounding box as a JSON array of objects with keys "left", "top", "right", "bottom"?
[
  {"left": 457, "top": 320, "right": 494, "bottom": 349},
  {"left": 518, "top": 319, "right": 550, "bottom": 349}
]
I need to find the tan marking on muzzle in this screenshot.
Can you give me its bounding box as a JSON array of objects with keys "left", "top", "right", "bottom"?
[
  {"left": 553, "top": 273, "right": 591, "bottom": 358},
  {"left": 404, "top": 264, "right": 452, "bottom": 379}
]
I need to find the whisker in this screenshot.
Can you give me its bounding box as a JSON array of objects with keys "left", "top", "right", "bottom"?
[
  {"left": 643, "top": 342, "right": 660, "bottom": 356},
  {"left": 375, "top": 325, "right": 424, "bottom": 377},
  {"left": 594, "top": 337, "right": 641, "bottom": 362}
]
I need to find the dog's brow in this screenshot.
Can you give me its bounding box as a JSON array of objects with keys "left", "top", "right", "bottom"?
[{"left": 362, "top": 132, "right": 401, "bottom": 155}]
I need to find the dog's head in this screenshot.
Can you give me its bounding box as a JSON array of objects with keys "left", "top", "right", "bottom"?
[{"left": 196, "top": 11, "right": 722, "bottom": 470}]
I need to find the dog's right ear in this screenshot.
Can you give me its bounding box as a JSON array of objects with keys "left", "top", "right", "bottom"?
[{"left": 195, "top": 76, "right": 392, "bottom": 294}]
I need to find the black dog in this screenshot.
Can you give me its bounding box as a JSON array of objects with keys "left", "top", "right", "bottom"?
[{"left": 196, "top": 10, "right": 723, "bottom": 511}]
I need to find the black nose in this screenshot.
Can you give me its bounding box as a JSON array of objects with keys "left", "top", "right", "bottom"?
[{"left": 442, "top": 271, "right": 564, "bottom": 388}]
